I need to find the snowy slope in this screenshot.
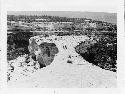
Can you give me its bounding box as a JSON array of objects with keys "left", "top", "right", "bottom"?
[{"left": 7, "top": 35, "right": 116, "bottom": 88}]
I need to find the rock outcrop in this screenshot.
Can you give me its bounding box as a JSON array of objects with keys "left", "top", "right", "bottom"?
[{"left": 28, "top": 38, "right": 59, "bottom": 68}]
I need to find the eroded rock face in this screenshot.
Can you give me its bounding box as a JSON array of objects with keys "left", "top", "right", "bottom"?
[{"left": 28, "top": 39, "right": 59, "bottom": 68}]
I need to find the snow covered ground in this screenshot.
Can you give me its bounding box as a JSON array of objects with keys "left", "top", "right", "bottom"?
[{"left": 7, "top": 35, "right": 117, "bottom": 88}]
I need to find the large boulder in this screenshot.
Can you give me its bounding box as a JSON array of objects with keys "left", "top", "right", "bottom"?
[{"left": 28, "top": 39, "right": 59, "bottom": 68}]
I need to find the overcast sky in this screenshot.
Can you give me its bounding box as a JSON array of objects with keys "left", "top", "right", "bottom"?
[{"left": 2, "top": 0, "right": 120, "bottom": 13}]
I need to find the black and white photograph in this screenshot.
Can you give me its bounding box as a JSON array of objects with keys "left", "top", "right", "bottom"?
[
  {"left": 7, "top": 11, "right": 117, "bottom": 88},
  {"left": 1, "top": 0, "right": 125, "bottom": 93}
]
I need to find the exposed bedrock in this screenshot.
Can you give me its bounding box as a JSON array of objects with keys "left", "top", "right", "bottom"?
[{"left": 28, "top": 39, "right": 59, "bottom": 68}]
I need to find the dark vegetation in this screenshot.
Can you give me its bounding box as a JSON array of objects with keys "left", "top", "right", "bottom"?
[
  {"left": 7, "top": 32, "right": 33, "bottom": 60},
  {"left": 75, "top": 32, "right": 117, "bottom": 72}
]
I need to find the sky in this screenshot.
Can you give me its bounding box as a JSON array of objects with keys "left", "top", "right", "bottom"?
[{"left": 1, "top": 0, "right": 119, "bottom": 13}]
